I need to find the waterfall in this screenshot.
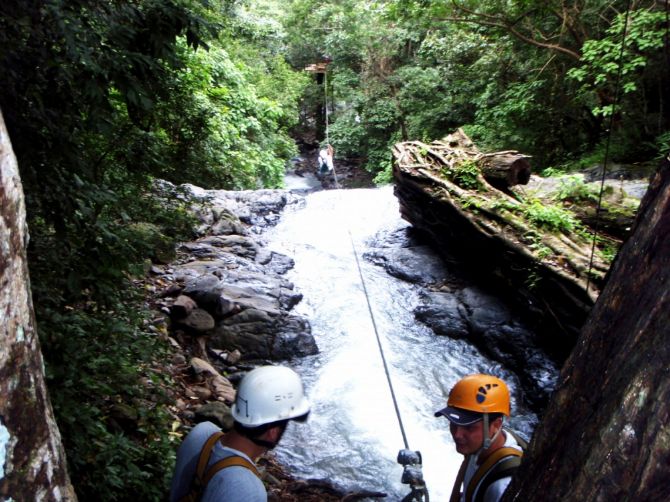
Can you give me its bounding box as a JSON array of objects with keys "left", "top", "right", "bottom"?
[{"left": 265, "top": 186, "right": 542, "bottom": 500}]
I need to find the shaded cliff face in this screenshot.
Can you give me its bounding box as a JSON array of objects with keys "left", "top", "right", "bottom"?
[{"left": 503, "top": 156, "right": 670, "bottom": 501}]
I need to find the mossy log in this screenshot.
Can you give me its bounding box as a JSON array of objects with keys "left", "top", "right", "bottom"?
[
  {"left": 393, "top": 129, "right": 609, "bottom": 356},
  {"left": 478, "top": 153, "right": 531, "bottom": 189}
]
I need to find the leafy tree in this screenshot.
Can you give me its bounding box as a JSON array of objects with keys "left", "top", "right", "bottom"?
[
  {"left": 280, "top": 0, "right": 667, "bottom": 176},
  {"left": 0, "top": 0, "right": 306, "bottom": 499}
]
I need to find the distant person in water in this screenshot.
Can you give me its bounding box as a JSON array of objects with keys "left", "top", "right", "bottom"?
[
  {"left": 170, "top": 365, "right": 310, "bottom": 502},
  {"left": 434, "top": 374, "right": 526, "bottom": 502},
  {"left": 318, "top": 144, "right": 334, "bottom": 174}
]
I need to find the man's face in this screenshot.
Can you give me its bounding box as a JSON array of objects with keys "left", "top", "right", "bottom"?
[
  {"left": 449, "top": 421, "right": 485, "bottom": 455},
  {"left": 449, "top": 417, "right": 502, "bottom": 455}
]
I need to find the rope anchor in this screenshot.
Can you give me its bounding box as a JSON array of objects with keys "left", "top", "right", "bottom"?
[{"left": 398, "top": 449, "right": 429, "bottom": 501}]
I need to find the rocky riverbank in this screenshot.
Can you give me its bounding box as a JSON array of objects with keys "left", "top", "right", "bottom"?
[{"left": 141, "top": 182, "right": 350, "bottom": 499}]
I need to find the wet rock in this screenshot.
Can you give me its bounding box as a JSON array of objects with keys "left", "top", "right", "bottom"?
[
  {"left": 210, "top": 326, "right": 272, "bottom": 360},
  {"left": 414, "top": 285, "right": 558, "bottom": 410},
  {"left": 272, "top": 316, "right": 318, "bottom": 359},
  {"left": 178, "top": 308, "right": 215, "bottom": 333},
  {"left": 414, "top": 292, "right": 469, "bottom": 338},
  {"left": 211, "top": 213, "right": 248, "bottom": 236},
  {"left": 183, "top": 235, "right": 259, "bottom": 260},
  {"left": 194, "top": 402, "right": 234, "bottom": 431},
  {"left": 365, "top": 245, "right": 451, "bottom": 285},
  {"left": 460, "top": 287, "right": 513, "bottom": 330},
  {"left": 258, "top": 250, "right": 295, "bottom": 275},
  {"left": 210, "top": 312, "right": 317, "bottom": 361},
  {"left": 171, "top": 295, "right": 197, "bottom": 319},
  {"left": 182, "top": 275, "right": 239, "bottom": 320}
]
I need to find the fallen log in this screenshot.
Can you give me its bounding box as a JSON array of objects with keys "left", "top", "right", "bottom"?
[
  {"left": 393, "top": 129, "right": 613, "bottom": 358},
  {"left": 478, "top": 152, "right": 531, "bottom": 189}
]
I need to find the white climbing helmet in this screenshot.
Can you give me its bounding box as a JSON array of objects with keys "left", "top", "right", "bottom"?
[{"left": 231, "top": 365, "right": 311, "bottom": 427}]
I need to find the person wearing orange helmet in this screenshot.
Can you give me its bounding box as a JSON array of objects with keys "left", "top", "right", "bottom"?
[{"left": 435, "top": 374, "right": 526, "bottom": 502}]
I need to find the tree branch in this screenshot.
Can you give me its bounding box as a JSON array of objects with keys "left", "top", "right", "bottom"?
[{"left": 444, "top": 1, "right": 583, "bottom": 60}]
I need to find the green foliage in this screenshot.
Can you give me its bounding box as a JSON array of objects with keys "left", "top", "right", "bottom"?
[
  {"left": 652, "top": 131, "right": 670, "bottom": 158},
  {"left": 0, "top": 0, "right": 305, "bottom": 499},
  {"left": 540, "top": 167, "right": 564, "bottom": 177},
  {"left": 553, "top": 175, "right": 599, "bottom": 204},
  {"left": 293, "top": 1, "right": 667, "bottom": 172},
  {"left": 567, "top": 10, "right": 666, "bottom": 117},
  {"left": 43, "top": 305, "right": 177, "bottom": 502},
  {"left": 522, "top": 200, "right": 579, "bottom": 233},
  {"left": 442, "top": 160, "right": 483, "bottom": 190}
]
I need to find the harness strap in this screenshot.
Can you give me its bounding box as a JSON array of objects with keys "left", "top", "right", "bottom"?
[
  {"left": 202, "top": 456, "right": 261, "bottom": 485},
  {"left": 449, "top": 458, "right": 468, "bottom": 502},
  {"left": 465, "top": 447, "right": 522, "bottom": 502},
  {"left": 196, "top": 432, "right": 226, "bottom": 481},
  {"left": 472, "top": 458, "right": 521, "bottom": 502},
  {"left": 179, "top": 431, "right": 261, "bottom": 502}
]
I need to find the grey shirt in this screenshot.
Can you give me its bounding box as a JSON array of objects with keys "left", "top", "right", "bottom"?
[{"left": 170, "top": 421, "right": 267, "bottom": 502}]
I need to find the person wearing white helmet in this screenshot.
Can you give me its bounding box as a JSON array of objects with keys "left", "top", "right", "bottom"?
[{"left": 170, "top": 365, "right": 311, "bottom": 502}]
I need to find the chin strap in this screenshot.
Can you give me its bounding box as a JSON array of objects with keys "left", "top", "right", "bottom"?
[
  {"left": 250, "top": 437, "right": 277, "bottom": 449},
  {"left": 479, "top": 414, "right": 504, "bottom": 454}
]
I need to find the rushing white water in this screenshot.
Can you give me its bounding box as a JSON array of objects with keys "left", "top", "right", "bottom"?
[{"left": 266, "top": 186, "right": 538, "bottom": 501}]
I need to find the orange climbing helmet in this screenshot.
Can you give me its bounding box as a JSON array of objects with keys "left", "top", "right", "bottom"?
[{"left": 434, "top": 374, "right": 510, "bottom": 425}]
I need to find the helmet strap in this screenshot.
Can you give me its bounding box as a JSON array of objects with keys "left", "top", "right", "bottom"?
[
  {"left": 249, "top": 436, "right": 278, "bottom": 450},
  {"left": 478, "top": 414, "right": 504, "bottom": 455},
  {"left": 248, "top": 420, "right": 288, "bottom": 450},
  {"left": 481, "top": 413, "right": 492, "bottom": 451}
]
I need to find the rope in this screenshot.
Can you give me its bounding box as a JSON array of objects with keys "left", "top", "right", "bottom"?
[
  {"left": 324, "top": 70, "right": 330, "bottom": 146},
  {"left": 348, "top": 230, "right": 410, "bottom": 450},
  {"left": 323, "top": 70, "right": 340, "bottom": 188},
  {"left": 586, "top": 0, "right": 633, "bottom": 294}
]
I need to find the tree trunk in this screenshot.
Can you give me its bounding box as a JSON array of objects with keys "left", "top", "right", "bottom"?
[
  {"left": 477, "top": 153, "right": 531, "bottom": 189},
  {"left": 392, "top": 130, "right": 607, "bottom": 360},
  {"left": 503, "top": 153, "right": 670, "bottom": 501},
  {"left": 0, "top": 110, "right": 77, "bottom": 500}
]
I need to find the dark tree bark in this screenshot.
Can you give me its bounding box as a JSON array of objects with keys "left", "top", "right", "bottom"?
[
  {"left": 0, "top": 110, "right": 76, "bottom": 500},
  {"left": 503, "top": 153, "right": 670, "bottom": 501}
]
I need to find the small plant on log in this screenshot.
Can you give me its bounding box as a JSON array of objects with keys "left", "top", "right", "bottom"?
[
  {"left": 522, "top": 200, "right": 579, "bottom": 233},
  {"left": 554, "top": 175, "right": 599, "bottom": 203},
  {"left": 452, "top": 160, "right": 484, "bottom": 190}
]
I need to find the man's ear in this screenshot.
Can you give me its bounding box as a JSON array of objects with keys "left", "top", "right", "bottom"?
[
  {"left": 264, "top": 422, "right": 287, "bottom": 444},
  {"left": 489, "top": 416, "right": 504, "bottom": 434}
]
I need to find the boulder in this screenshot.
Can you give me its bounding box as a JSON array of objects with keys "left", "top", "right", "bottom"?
[
  {"left": 171, "top": 295, "right": 197, "bottom": 319},
  {"left": 178, "top": 308, "right": 215, "bottom": 333},
  {"left": 194, "top": 402, "right": 235, "bottom": 431}
]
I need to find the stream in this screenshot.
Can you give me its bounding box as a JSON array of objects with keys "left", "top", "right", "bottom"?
[{"left": 265, "top": 185, "right": 547, "bottom": 500}]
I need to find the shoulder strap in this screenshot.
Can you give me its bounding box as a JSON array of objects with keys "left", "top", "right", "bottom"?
[
  {"left": 179, "top": 431, "right": 225, "bottom": 502},
  {"left": 472, "top": 456, "right": 522, "bottom": 502},
  {"left": 196, "top": 432, "right": 226, "bottom": 482},
  {"left": 465, "top": 447, "right": 522, "bottom": 502},
  {"left": 449, "top": 457, "right": 469, "bottom": 502},
  {"left": 202, "top": 455, "right": 262, "bottom": 485}
]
